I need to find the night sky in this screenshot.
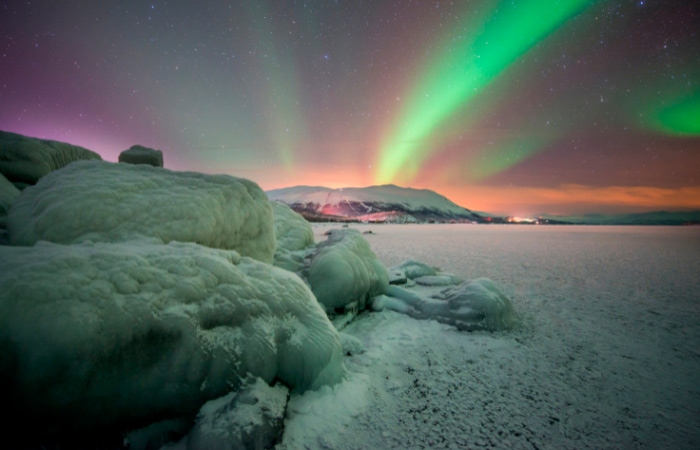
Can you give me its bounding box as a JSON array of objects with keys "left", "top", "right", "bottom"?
[{"left": 1, "top": 0, "right": 698, "bottom": 215}]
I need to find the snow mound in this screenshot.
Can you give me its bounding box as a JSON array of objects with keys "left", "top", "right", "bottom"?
[
  {"left": 119, "top": 144, "right": 164, "bottom": 167},
  {"left": 271, "top": 200, "right": 314, "bottom": 252},
  {"left": 309, "top": 229, "right": 388, "bottom": 313},
  {"left": 0, "top": 130, "right": 101, "bottom": 184},
  {"left": 0, "top": 172, "right": 20, "bottom": 218},
  {"left": 375, "top": 279, "right": 516, "bottom": 331},
  {"left": 186, "top": 377, "right": 288, "bottom": 450},
  {"left": 7, "top": 160, "right": 276, "bottom": 263},
  {"left": 0, "top": 241, "right": 344, "bottom": 434}
]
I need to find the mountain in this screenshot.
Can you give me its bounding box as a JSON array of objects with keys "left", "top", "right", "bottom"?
[
  {"left": 267, "top": 185, "right": 483, "bottom": 223},
  {"left": 537, "top": 210, "right": 700, "bottom": 226}
]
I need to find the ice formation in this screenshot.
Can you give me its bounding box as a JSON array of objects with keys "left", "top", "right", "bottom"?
[
  {"left": 309, "top": 229, "right": 388, "bottom": 313},
  {"left": 271, "top": 201, "right": 314, "bottom": 252},
  {"left": 118, "top": 144, "right": 164, "bottom": 167},
  {"left": 270, "top": 200, "right": 315, "bottom": 274},
  {"left": 0, "top": 130, "right": 101, "bottom": 184},
  {"left": 7, "top": 160, "right": 276, "bottom": 263},
  {"left": 373, "top": 278, "right": 517, "bottom": 331},
  {"left": 185, "top": 377, "right": 288, "bottom": 450},
  {"left": 0, "top": 172, "right": 20, "bottom": 218},
  {"left": 0, "top": 241, "right": 345, "bottom": 434}
]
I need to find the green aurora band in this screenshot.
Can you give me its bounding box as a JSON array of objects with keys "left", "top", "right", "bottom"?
[
  {"left": 375, "top": 0, "right": 598, "bottom": 184},
  {"left": 647, "top": 91, "right": 700, "bottom": 135}
]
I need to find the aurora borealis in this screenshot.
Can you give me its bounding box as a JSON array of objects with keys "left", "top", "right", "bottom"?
[{"left": 1, "top": 0, "right": 698, "bottom": 215}]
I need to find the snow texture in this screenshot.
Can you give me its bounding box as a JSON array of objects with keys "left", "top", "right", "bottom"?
[
  {"left": 308, "top": 229, "right": 388, "bottom": 313},
  {"left": 119, "top": 144, "right": 164, "bottom": 167},
  {"left": 7, "top": 160, "right": 276, "bottom": 263},
  {"left": 0, "top": 172, "right": 20, "bottom": 219},
  {"left": 186, "top": 377, "right": 288, "bottom": 450},
  {"left": 0, "top": 130, "right": 101, "bottom": 184},
  {"left": 0, "top": 240, "right": 344, "bottom": 434}
]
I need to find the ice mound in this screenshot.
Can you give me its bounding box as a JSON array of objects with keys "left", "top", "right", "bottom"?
[
  {"left": 309, "top": 229, "right": 388, "bottom": 314},
  {"left": 0, "top": 130, "right": 101, "bottom": 184},
  {"left": 7, "top": 160, "right": 276, "bottom": 263},
  {"left": 0, "top": 241, "right": 344, "bottom": 434},
  {"left": 374, "top": 278, "right": 516, "bottom": 331},
  {"left": 271, "top": 201, "right": 315, "bottom": 274},
  {"left": 185, "top": 377, "right": 288, "bottom": 450},
  {"left": 0, "top": 172, "right": 20, "bottom": 218},
  {"left": 118, "top": 144, "right": 164, "bottom": 167},
  {"left": 391, "top": 260, "right": 439, "bottom": 280},
  {"left": 271, "top": 201, "right": 314, "bottom": 252}
]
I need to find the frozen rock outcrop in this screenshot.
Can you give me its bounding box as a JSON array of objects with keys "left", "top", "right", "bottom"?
[
  {"left": 119, "top": 144, "right": 164, "bottom": 167},
  {"left": 7, "top": 160, "right": 276, "bottom": 263},
  {"left": 309, "top": 229, "right": 388, "bottom": 314},
  {"left": 374, "top": 278, "right": 516, "bottom": 332},
  {"left": 0, "top": 241, "right": 344, "bottom": 435},
  {"left": 0, "top": 130, "right": 101, "bottom": 184},
  {"left": 186, "top": 377, "right": 288, "bottom": 450}
]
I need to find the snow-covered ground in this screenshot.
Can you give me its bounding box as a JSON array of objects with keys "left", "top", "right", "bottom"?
[{"left": 282, "top": 224, "right": 700, "bottom": 449}]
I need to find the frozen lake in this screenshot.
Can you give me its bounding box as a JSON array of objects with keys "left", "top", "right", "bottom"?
[{"left": 303, "top": 224, "right": 700, "bottom": 449}]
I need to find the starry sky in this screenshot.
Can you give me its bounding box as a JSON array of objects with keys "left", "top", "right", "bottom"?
[{"left": 1, "top": 0, "right": 699, "bottom": 215}]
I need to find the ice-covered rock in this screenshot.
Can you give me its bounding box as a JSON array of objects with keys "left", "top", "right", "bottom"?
[
  {"left": 0, "top": 241, "right": 344, "bottom": 435},
  {"left": 7, "top": 160, "right": 276, "bottom": 263},
  {"left": 118, "top": 144, "right": 164, "bottom": 167},
  {"left": 375, "top": 279, "right": 516, "bottom": 331},
  {"left": 270, "top": 201, "right": 314, "bottom": 274},
  {"left": 271, "top": 201, "right": 314, "bottom": 252},
  {"left": 0, "top": 172, "right": 20, "bottom": 219},
  {"left": 309, "top": 229, "right": 388, "bottom": 314},
  {"left": 414, "top": 274, "right": 463, "bottom": 287},
  {"left": 0, "top": 130, "right": 101, "bottom": 184},
  {"left": 186, "top": 377, "right": 288, "bottom": 450},
  {"left": 392, "top": 260, "right": 438, "bottom": 279}
]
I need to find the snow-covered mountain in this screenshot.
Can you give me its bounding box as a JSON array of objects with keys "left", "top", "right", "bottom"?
[{"left": 267, "top": 184, "right": 483, "bottom": 222}]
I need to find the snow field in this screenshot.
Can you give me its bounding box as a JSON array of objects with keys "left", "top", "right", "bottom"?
[{"left": 293, "top": 223, "right": 700, "bottom": 449}]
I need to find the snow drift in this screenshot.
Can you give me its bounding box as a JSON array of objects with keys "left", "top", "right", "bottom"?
[
  {"left": 309, "top": 229, "right": 388, "bottom": 313},
  {"left": 0, "top": 130, "right": 101, "bottom": 184},
  {"left": 7, "top": 160, "right": 276, "bottom": 263},
  {"left": 0, "top": 241, "right": 345, "bottom": 435}
]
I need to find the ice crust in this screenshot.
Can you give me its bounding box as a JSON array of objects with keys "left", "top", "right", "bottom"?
[
  {"left": 308, "top": 229, "right": 389, "bottom": 313},
  {"left": 0, "top": 241, "right": 344, "bottom": 433},
  {"left": 0, "top": 130, "right": 102, "bottom": 184},
  {"left": 118, "top": 144, "right": 164, "bottom": 167},
  {"left": 7, "top": 160, "right": 276, "bottom": 263}
]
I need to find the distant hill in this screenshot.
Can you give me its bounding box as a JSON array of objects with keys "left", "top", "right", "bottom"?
[
  {"left": 537, "top": 210, "right": 700, "bottom": 226},
  {"left": 267, "top": 185, "right": 483, "bottom": 223}
]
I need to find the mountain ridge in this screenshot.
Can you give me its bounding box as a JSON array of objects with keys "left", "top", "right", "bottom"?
[{"left": 267, "top": 184, "right": 483, "bottom": 223}]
